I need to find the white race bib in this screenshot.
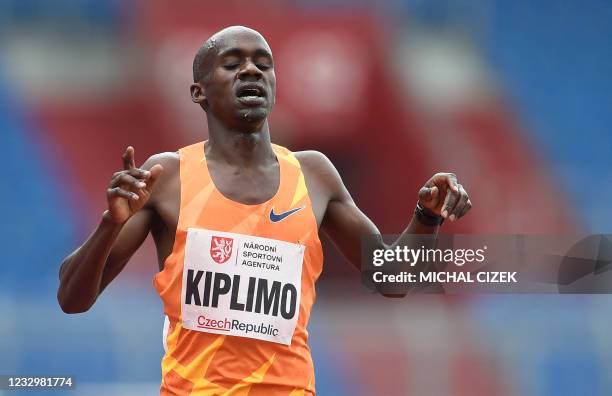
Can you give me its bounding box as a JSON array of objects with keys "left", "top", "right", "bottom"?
[{"left": 181, "top": 228, "right": 305, "bottom": 345}]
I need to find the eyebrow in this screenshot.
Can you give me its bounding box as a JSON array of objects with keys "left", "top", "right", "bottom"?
[{"left": 218, "top": 47, "right": 272, "bottom": 59}]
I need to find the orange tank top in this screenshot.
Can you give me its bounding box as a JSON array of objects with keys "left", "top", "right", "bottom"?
[{"left": 153, "top": 141, "right": 324, "bottom": 395}]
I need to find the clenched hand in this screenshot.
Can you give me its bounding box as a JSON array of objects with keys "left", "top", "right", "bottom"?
[{"left": 418, "top": 172, "right": 471, "bottom": 222}]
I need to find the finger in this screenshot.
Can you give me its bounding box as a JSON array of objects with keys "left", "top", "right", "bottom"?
[
  {"left": 449, "top": 189, "right": 469, "bottom": 221},
  {"left": 112, "top": 168, "right": 150, "bottom": 182},
  {"left": 445, "top": 174, "right": 459, "bottom": 193},
  {"left": 418, "top": 185, "right": 439, "bottom": 203},
  {"left": 107, "top": 187, "right": 139, "bottom": 201},
  {"left": 122, "top": 146, "right": 136, "bottom": 170},
  {"left": 111, "top": 173, "right": 147, "bottom": 190},
  {"left": 433, "top": 173, "right": 459, "bottom": 193},
  {"left": 126, "top": 167, "right": 151, "bottom": 180},
  {"left": 457, "top": 199, "right": 472, "bottom": 219},
  {"left": 441, "top": 186, "right": 460, "bottom": 218},
  {"left": 144, "top": 164, "right": 164, "bottom": 191}
]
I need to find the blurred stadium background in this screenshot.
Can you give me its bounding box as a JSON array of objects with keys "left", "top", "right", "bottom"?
[{"left": 1, "top": 0, "right": 611, "bottom": 395}]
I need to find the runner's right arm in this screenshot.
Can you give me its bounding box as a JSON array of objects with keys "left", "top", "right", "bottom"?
[{"left": 57, "top": 147, "right": 163, "bottom": 314}]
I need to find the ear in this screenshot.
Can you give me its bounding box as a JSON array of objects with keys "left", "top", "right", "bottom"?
[{"left": 190, "top": 83, "right": 207, "bottom": 107}]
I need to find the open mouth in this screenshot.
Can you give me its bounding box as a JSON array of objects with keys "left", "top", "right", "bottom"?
[
  {"left": 236, "top": 85, "right": 267, "bottom": 107},
  {"left": 236, "top": 85, "right": 265, "bottom": 99}
]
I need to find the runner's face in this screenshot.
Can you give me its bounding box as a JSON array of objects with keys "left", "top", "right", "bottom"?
[{"left": 205, "top": 32, "right": 276, "bottom": 127}]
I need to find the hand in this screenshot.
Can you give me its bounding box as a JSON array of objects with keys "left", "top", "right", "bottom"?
[
  {"left": 105, "top": 146, "right": 163, "bottom": 225},
  {"left": 418, "top": 172, "right": 471, "bottom": 222}
]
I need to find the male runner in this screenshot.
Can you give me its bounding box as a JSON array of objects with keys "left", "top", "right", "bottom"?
[{"left": 58, "top": 26, "right": 471, "bottom": 395}]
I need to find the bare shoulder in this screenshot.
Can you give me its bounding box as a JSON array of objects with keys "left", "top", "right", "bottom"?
[
  {"left": 294, "top": 150, "right": 336, "bottom": 176},
  {"left": 293, "top": 150, "right": 346, "bottom": 200},
  {"left": 141, "top": 151, "right": 180, "bottom": 205},
  {"left": 142, "top": 151, "right": 180, "bottom": 173}
]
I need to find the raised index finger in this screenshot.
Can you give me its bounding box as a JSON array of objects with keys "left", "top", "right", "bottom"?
[{"left": 122, "top": 146, "right": 136, "bottom": 170}]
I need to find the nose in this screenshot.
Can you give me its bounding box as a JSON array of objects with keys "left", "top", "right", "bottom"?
[{"left": 237, "top": 58, "right": 262, "bottom": 80}]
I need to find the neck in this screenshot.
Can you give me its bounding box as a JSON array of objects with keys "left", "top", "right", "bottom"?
[{"left": 205, "top": 116, "right": 275, "bottom": 167}]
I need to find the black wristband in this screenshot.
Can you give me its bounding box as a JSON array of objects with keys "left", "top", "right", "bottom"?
[{"left": 414, "top": 202, "right": 444, "bottom": 227}]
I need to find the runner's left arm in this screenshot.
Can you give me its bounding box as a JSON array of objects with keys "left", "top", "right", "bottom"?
[{"left": 310, "top": 153, "right": 471, "bottom": 271}]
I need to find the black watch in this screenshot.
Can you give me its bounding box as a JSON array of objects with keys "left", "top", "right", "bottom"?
[{"left": 415, "top": 202, "right": 444, "bottom": 227}]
